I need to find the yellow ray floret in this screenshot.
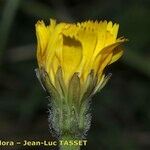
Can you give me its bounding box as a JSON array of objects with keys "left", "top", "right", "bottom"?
[{"left": 36, "top": 19, "right": 127, "bottom": 87}]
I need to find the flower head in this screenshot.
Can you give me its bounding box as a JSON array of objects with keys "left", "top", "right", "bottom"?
[
  {"left": 36, "top": 19, "right": 126, "bottom": 97},
  {"left": 35, "top": 19, "right": 127, "bottom": 139}
]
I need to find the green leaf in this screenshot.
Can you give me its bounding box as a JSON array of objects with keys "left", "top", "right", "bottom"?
[
  {"left": 80, "top": 70, "right": 97, "bottom": 103},
  {"left": 94, "top": 73, "right": 112, "bottom": 94},
  {"left": 55, "top": 66, "right": 67, "bottom": 97},
  {"left": 68, "top": 73, "right": 80, "bottom": 109}
]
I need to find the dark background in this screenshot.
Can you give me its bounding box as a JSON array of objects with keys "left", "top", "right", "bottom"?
[{"left": 0, "top": 0, "right": 150, "bottom": 149}]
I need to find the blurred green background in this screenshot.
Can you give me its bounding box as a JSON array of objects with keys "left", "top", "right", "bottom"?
[{"left": 0, "top": 0, "right": 150, "bottom": 150}]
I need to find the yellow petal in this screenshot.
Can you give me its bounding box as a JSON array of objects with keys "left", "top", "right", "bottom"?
[
  {"left": 77, "top": 23, "right": 98, "bottom": 79},
  {"left": 107, "top": 22, "right": 119, "bottom": 39},
  {"left": 63, "top": 21, "right": 97, "bottom": 81},
  {"left": 98, "top": 53, "right": 113, "bottom": 78},
  {"left": 93, "top": 42, "right": 122, "bottom": 77},
  {"left": 92, "top": 21, "right": 119, "bottom": 59},
  {"left": 45, "top": 23, "right": 67, "bottom": 75},
  {"left": 35, "top": 20, "right": 49, "bottom": 66},
  {"left": 62, "top": 35, "right": 82, "bottom": 84},
  {"left": 109, "top": 46, "right": 124, "bottom": 64},
  {"left": 49, "top": 55, "right": 60, "bottom": 85},
  {"left": 36, "top": 21, "right": 48, "bottom": 52}
]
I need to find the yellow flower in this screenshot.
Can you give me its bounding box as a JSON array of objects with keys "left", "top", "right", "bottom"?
[
  {"left": 35, "top": 19, "right": 127, "bottom": 141},
  {"left": 36, "top": 19, "right": 126, "bottom": 94}
]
